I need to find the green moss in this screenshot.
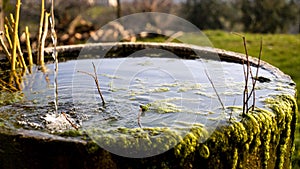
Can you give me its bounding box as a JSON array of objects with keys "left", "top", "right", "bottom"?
[
  {"left": 140, "top": 103, "right": 151, "bottom": 112},
  {"left": 86, "top": 127, "right": 182, "bottom": 154},
  {"left": 174, "top": 126, "right": 209, "bottom": 158},
  {"left": 58, "top": 129, "right": 84, "bottom": 137},
  {"left": 141, "top": 99, "right": 182, "bottom": 113},
  {"left": 0, "top": 91, "right": 23, "bottom": 106},
  {"left": 232, "top": 148, "right": 238, "bottom": 169},
  {"left": 100, "top": 73, "right": 120, "bottom": 79},
  {"left": 265, "top": 95, "right": 297, "bottom": 169},
  {"left": 78, "top": 94, "right": 296, "bottom": 168},
  {"left": 178, "top": 83, "right": 201, "bottom": 92},
  {"left": 173, "top": 94, "right": 296, "bottom": 168},
  {"left": 87, "top": 141, "right": 100, "bottom": 154},
  {"left": 199, "top": 144, "right": 210, "bottom": 159},
  {"left": 151, "top": 87, "right": 170, "bottom": 93}
]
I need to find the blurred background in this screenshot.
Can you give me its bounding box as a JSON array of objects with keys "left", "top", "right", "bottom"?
[
  {"left": 1, "top": 0, "right": 299, "bottom": 45},
  {"left": 0, "top": 0, "right": 300, "bottom": 168}
]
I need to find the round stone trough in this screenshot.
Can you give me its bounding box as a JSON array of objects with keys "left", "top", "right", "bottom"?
[{"left": 0, "top": 42, "right": 297, "bottom": 169}]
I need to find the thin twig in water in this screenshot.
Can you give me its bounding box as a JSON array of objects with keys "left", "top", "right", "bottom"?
[
  {"left": 248, "top": 38, "right": 262, "bottom": 111},
  {"left": 62, "top": 112, "right": 78, "bottom": 130},
  {"left": 77, "top": 62, "right": 106, "bottom": 106},
  {"left": 204, "top": 70, "right": 225, "bottom": 110},
  {"left": 242, "top": 36, "right": 250, "bottom": 115},
  {"left": 232, "top": 32, "right": 262, "bottom": 115},
  {"left": 232, "top": 33, "right": 248, "bottom": 115}
]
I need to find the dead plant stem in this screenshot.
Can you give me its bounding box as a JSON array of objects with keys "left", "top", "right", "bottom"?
[
  {"left": 11, "top": 0, "right": 21, "bottom": 71},
  {"left": 37, "top": 0, "right": 45, "bottom": 64},
  {"left": 0, "top": 32, "right": 11, "bottom": 61},
  {"left": 247, "top": 38, "right": 262, "bottom": 110},
  {"left": 232, "top": 32, "right": 262, "bottom": 115},
  {"left": 62, "top": 112, "right": 78, "bottom": 130},
  {"left": 204, "top": 70, "right": 225, "bottom": 110},
  {"left": 4, "top": 25, "right": 12, "bottom": 49},
  {"left": 39, "top": 12, "right": 50, "bottom": 65},
  {"left": 25, "top": 26, "right": 33, "bottom": 66},
  {"left": 77, "top": 63, "right": 106, "bottom": 106}
]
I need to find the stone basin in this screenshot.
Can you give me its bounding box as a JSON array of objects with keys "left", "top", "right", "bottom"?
[{"left": 0, "top": 42, "right": 297, "bottom": 169}]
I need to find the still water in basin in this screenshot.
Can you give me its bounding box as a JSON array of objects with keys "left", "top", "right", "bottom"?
[{"left": 0, "top": 56, "right": 295, "bottom": 157}]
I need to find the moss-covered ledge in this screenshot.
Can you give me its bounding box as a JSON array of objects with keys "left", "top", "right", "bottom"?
[
  {"left": 174, "top": 94, "right": 297, "bottom": 169},
  {"left": 0, "top": 95, "right": 296, "bottom": 169}
]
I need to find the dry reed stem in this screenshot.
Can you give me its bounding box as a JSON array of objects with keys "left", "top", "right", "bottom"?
[
  {"left": 37, "top": 0, "right": 45, "bottom": 64},
  {"left": 39, "top": 12, "right": 50, "bottom": 65},
  {"left": 4, "top": 25, "right": 12, "bottom": 49},
  {"left": 232, "top": 32, "right": 250, "bottom": 115},
  {"left": 0, "top": 32, "right": 12, "bottom": 62},
  {"left": 0, "top": 78, "right": 18, "bottom": 92},
  {"left": 9, "top": 13, "right": 15, "bottom": 27},
  {"left": 10, "top": 71, "right": 22, "bottom": 90},
  {"left": 77, "top": 63, "right": 106, "bottom": 106},
  {"left": 25, "top": 26, "right": 33, "bottom": 66},
  {"left": 7, "top": 4, "right": 27, "bottom": 70},
  {"left": 6, "top": 20, "right": 27, "bottom": 69},
  {"left": 232, "top": 32, "right": 262, "bottom": 115},
  {"left": 4, "top": 17, "right": 13, "bottom": 33},
  {"left": 248, "top": 38, "right": 262, "bottom": 111},
  {"left": 11, "top": 0, "right": 21, "bottom": 71},
  {"left": 241, "top": 36, "right": 250, "bottom": 115},
  {"left": 5, "top": 17, "right": 14, "bottom": 50},
  {"left": 16, "top": 38, "right": 27, "bottom": 69},
  {"left": 204, "top": 69, "right": 225, "bottom": 110}
]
